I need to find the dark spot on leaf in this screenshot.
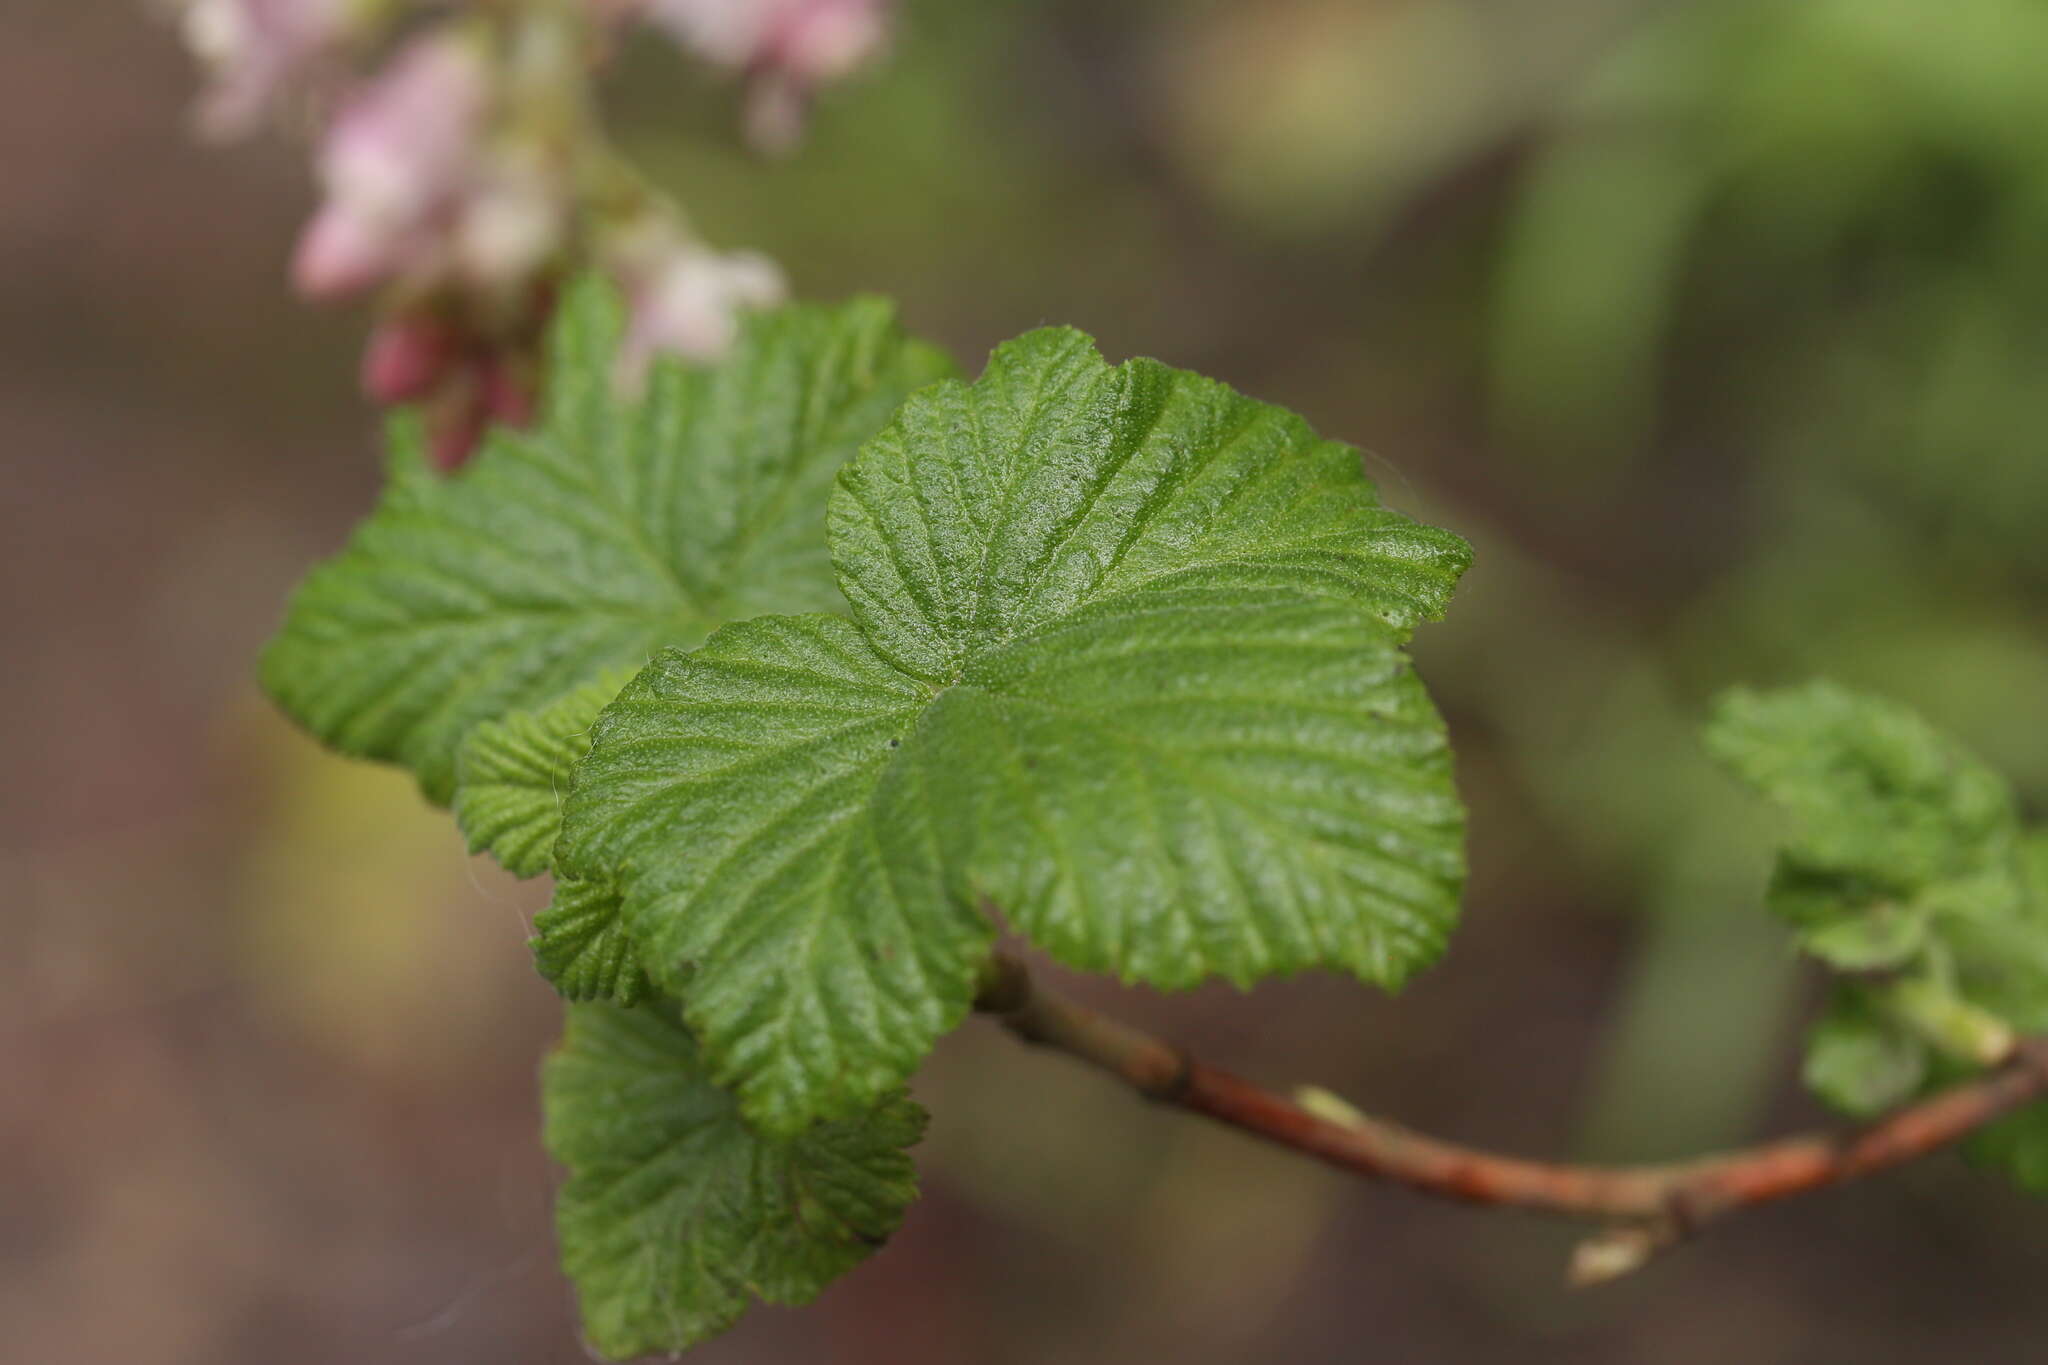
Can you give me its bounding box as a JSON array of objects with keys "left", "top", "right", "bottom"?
[{"left": 887, "top": 738, "right": 900, "bottom": 749}]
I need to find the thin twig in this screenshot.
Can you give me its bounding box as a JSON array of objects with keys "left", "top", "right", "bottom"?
[{"left": 971, "top": 951, "right": 2048, "bottom": 1283}]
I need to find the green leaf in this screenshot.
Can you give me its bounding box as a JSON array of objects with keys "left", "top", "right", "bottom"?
[
  {"left": 1706, "top": 681, "right": 2019, "bottom": 924},
  {"left": 1802, "top": 988, "right": 1927, "bottom": 1117},
  {"left": 916, "top": 588, "right": 1462, "bottom": 987},
  {"left": 452, "top": 673, "right": 656, "bottom": 1002},
  {"left": 564, "top": 327, "right": 1470, "bottom": 1133},
  {"left": 1709, "top": 682, "right": 2048, "bottom": 1189},
  {"left": 1706, "top": 682, "right": 2040, "bottom": 998},
  {"left": 1956, "top": 833, "right": 2048, "bottom": 1188},
  {"left": 1796, "top": 904, "right": 1929, "bottom": 972},
  {"left": 828, "top": 328, "right": 1467, "bottom": 682},
  {"left": 455, "top": 673, "right": 628, "bottom": 877},
  {"left": 562, "top": 613, "right": 989, "bottom": 1132},
  {"left": 545, "top": 1001, "right": 923, "bottom": 1360},
  {"left": 534, "top": 878, "right": 649, "bottom": 1005},
  {"left": 1942, "top": 830, "right": 2048, "bottom": 1038},
  {"left": 262, "top": 278, "right": 954, "bottom": 802}
]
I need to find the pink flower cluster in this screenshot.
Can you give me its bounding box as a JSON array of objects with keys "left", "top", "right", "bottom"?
[
  {"left": 290, "top": 30, "right": 498, "bottom": 303},
  {"left": 169, "top": 0, "right": 892, "bottom": 467}
]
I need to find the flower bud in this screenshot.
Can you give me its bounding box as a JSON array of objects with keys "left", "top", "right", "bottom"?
[
  {"left": 480, "top": 355, "right": 537, "bottom": 427},
  {"left": 760, "top": 0, "right": 887, "bottom": 85},
  {"left": 429, "top": 381, "right": 493, "bottom": 474},
  {"left": 360, "top": 314, "right": 460, "bottom": 405}
]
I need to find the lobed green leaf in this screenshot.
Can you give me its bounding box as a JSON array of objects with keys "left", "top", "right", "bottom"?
[
  {"left": 564, "top": 327, "right": 1471, "bottom": 1134},
  {"left": 545, "top": 1001, "right": 923, "bottom": 1360},
  {"left": 560, "top": 613, "right": 988, "bottom": 1132}
]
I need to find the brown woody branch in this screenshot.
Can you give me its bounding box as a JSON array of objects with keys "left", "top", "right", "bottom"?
[{"left": 971, "top": 950, "right": 2048, "bottom": 1284}]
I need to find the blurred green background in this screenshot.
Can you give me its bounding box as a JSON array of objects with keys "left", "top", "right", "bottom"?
[{"left": 5, "top": 1, "right": 2047, "bottom": 1360}]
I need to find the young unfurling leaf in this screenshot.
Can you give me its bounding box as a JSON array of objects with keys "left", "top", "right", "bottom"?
[{"left": 1709, "top": 682, "right": 2048, "bottom": 1188}]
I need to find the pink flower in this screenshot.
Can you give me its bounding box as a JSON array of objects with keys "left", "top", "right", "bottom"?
[
  {"left": 617, "top": 241, "right": 786, "bottom": 386},
  {"left": 177, "top": 0, "right": 358, "bottom": 140},
  {"left": 637, "top": 0, "right": 775, "bottom": 67},
  {"left": 638, "top": 0, "right": 891, "bottom": 149},
  {"left": 756, "top": 0, "right": 889, "bottom": 86},
  {"left": 290, "top": 30, "right": 493, "bottom": 301}
]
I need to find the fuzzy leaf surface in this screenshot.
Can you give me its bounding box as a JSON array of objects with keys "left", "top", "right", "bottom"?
[
  {"left": 454, "top": 675, "right": 654, "bottom": 1000},
  {"left": 564, "top": 328, "right": 1471, "bottom": 1133},
  {"left": 455, "top": 673, "right": 626, "bottom": 877},
  {"left": 562, "top": 614, "right": 986, "bottom": 1132},
  {"left": 534, "top": 878, "right": 650, "bottom": 1006},
  {"left": 263, "top": 281, "right": 953, "bottom": 801},
  {"left": 545, "top": 1001, "right": 923, "bottom": 1359}
]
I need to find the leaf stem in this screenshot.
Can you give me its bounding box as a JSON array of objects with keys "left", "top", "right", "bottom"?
[{"left": 971, "top": 950, "right": 2048, "bottom": 1284}]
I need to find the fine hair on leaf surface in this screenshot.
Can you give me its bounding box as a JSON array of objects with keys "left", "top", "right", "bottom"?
[{"left": 560, "top": 324, "right": 1472, "bottom": 1136}]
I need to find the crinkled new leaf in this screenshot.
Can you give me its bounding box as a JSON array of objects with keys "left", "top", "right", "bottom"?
[{"left": 1709, "top": 683, "right": 2048, "bottom": 1189}]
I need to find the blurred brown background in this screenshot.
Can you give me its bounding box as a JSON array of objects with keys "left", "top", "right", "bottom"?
[{"left": 6, "top": 1, "right": 2048, "bottom": 1361}]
